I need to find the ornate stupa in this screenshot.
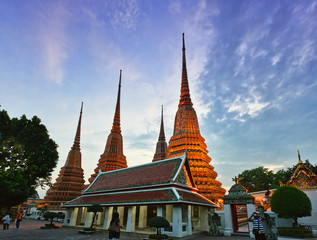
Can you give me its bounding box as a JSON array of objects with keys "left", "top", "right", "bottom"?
[
  {"left": 89, "top": 70, "right": 127, "bottom": 183},
  {"left": 152, "top": 106, "right": 168, "bottom": 162},
  {"left": 44, "top": 103, "right": 85, "bottom": 210},
  {"left": 165, "top": 34, "right": 226, "bottom": 202}
]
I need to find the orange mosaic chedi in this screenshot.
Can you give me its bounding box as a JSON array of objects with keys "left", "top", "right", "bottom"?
[
  {"left": 165, "top": 34, "right": 226, "bottom": 201},
  {"left": 44, "top": 103, "right": 85, "bottom": 210},
  {"left": 89, "top": 70, "right": 127, "bottom": 183}
]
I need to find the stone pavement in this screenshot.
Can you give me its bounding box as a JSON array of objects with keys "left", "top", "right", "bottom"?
[{"left": 0, "top": 219, "right": 314, "bottom": 240}]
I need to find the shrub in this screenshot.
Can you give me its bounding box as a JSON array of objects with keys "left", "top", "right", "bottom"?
[
  {"left": 270, "top": 186, "right": 311, "bottom": 226},
  {"left": 43, "top": 211, "right": 59, "bottom": 224},
  {"left": 87, "top": 204, "right": 103, "bottom": 229},
  {"left": 277, "top": 227, "right": 313, "bottom": 238},
  {"left": 148, "top": 216, "right": 170, "bottom": 235}
]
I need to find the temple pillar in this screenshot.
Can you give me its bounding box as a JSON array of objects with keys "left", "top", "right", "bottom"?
[
  {"left": 103, "top": 207, "right": 113, "bottom": 230},
  {"left": 138, "top": 206, "right": 147, "bottom": 228},
  {"left": 157, "top": 206, "right": 163, "bottom": 217},
  {"left": 84, "top": 212, "right": 93, "bottom": 228},
  {"left": 63, "top": 210, "right": 69, "bottom": 225},
  {"left": 69, "top": 208, "right": 78, "bottom": 226},
  {"left": 199, "top": 206, "right": 208, "bottom": 231},
  {"left": 172, "top": 205, "right": 182, "bottom": 237},
  {"left": 166, "top": 205, "right": 173, "bottom": 222},
  {"left": 81, "top": 207, "right": 87, "bottom": 224},
  {"left": 117, "top": 206, "right": 124, "bottom": 222},
  {"left": 247, "top": 203, "right": 256, "bottom": 238},
  {"left": 187, "top": 205, "right": 192, "bottom": 235},
  {"left": 126, "top": 206, "right": 136, "bottom": 232},
  {"left": 224, "top": 204, "right": 232, "bottom": 236}
]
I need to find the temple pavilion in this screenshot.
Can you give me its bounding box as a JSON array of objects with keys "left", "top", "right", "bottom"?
[{"left": 62, "top": 153, "right": 216, "bottom": 237}]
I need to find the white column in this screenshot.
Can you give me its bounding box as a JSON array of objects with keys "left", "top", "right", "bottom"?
[
  {"left": 126, "top": 206, "right": 136, "bottom": 232},
  {"left": 247, "top": 203, "right": 256, "bottom": 238},
  {"left": 81, "top": 207, "right": 87, "bottom": 224},
  {"left": 69, "top": 208, "right": 78, "bottom": 226},
  {"left": 157, "top": 206, "right": 163, "bottom": 217},
  {"left": 199, "top": 207, "right": 209, "bottom": 231},
  {"left": 63, "top": 210, "right": 69, "bottom": 225},
  {"left": 224, "top": 204, "right": 232, "bottom": 236},
  {"left": 84, "top": 212, "right": 94, "bottom": 228},
  {"left": 166, "top": 205, "right": 173, "bottom": 222},
  {"left": 117, "top": 206, "right": 124, "bottom": 224},
  {"left": 172, "top": 205, "right": 183, "bottom": 237},
  {"left": 187, "top": 205, "right": 192, "bottom": 235},
  {"left": 103, "top": 207, "right": 113, "bottom": 230},
  {"left": 138, "top": 206, "right": 147, "bottom": 228}
]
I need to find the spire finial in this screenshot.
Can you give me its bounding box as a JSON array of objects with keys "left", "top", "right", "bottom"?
[
  {"left": 111, "top": 70, "right": 122, "bottom": 133},
  {"left": 158, "top": 105, "right": 166, "bottom": 141},
  {"left": 298, "top": 150, "right": 302, "bottom": 164},
  {"left": 72, "top": 102, "right": 83, "bottom": 150},
  {"left": 179, "top": 33, "right": 193, "bottom": 107}
]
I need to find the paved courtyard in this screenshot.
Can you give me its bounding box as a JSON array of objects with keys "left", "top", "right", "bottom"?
[
  {"left": 0, "top": 219, "right": 314, "bottom": 240},
  {"left": 0, "top": 219, "right": 251, "bottom": 240}
]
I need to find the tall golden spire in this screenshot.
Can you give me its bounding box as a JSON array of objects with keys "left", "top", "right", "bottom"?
[
  {"left": 179, "top": 33, "right": 193, "bottom": 107},
  {"left": 71, "top": 102, "right": 83, "bottom": 151},
  {"left": 89, "top": 70, "right": 127, "bottom": 183},
  {"left": 166, "top": 34, "right": 225, "bottom": 202},
  {"left": 111, "top": 70, "right": 121, "bottom": 133}
]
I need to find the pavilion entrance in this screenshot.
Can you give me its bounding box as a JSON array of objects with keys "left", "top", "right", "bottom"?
[{"left": 230, "top": 204, "right": 249, "bottom": 233}]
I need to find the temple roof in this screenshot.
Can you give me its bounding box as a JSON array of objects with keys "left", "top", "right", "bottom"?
[
  {"left": 63, "top": 153, "right": 216, "bottom": 207},
  {"left": 153, "top": 105, "right": 168, "bottom": 162}
]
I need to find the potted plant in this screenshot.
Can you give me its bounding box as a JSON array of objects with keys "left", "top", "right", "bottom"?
[
  {"left": 78, "top": 204, "right": 103, "bottom": 234},
  {"left": 41, "top": 211, "right": 60, "bottom": 229},
  {"left": 148, "top": 216, "right": 170, "bottom": 239}
]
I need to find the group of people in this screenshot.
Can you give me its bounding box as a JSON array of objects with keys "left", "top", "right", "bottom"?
[{"left": 1, "top": 211, "right": 23, "bottom": 230}]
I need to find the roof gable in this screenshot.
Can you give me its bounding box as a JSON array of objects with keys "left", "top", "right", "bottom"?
[
  {"left": 86, "top": 154, "right": 194, "bottom": 193},
  {"left": 287, "top": 162, "right": 317, "bottom": 188}
]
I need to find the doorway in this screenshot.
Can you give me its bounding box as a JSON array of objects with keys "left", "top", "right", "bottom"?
[{"left": 231, "top": 204, "right": 249, "bottom": 233}]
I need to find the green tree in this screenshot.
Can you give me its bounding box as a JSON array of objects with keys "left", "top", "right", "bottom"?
[
  {"left": 270, "top": 186, "right": 312, "bottom": 226},
  {"left": 148, "top": 216, "right": 170, "bottom": 235},
  {"left": 87, "top": 204, "right": 103, "bottom": 229},
  {"left": 0, "top": 110, "right": 58, "bottom": 210},
  {"left": 238, "top": 166, "right": 282, "bottom": 192},
  {"left": 43, "top": 211, "right": 59, "bottom": 224}
]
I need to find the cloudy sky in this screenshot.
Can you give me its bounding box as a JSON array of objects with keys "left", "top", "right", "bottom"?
[{"left": 1, "top": 0, "right": 316, "bottom": 198}]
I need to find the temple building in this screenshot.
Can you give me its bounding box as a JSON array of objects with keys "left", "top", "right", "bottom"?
[
  {"left": 165, "top": 34, "right": 226, "bottom": 202},
  {"left": 44, "top": 103, "right": 85, "bottom": 211},
  {"left": 286, "top": 151, "right": 317, "bottom": 188},
  {"left": 63, "top": 153, "right": 215, "bottom": 238},
  {"left": 89, "top": 70, "right": 127, "bottom": 183},
  {"left": 152, "top": 106, "right": 168, "bottom": 162}
]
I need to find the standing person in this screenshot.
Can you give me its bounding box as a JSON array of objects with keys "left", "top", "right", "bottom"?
[
  {"left": 16, "top": 211, "right": 22, "bottom": 229},
  {"left": 108, "top": 212, "right": 120, "bottom": 240},
  {"left": 2, "top": 213, "right": 11, "bottom": 230},
  {"left": 248, "top": 211, "right": 266, "bottom": 240}
]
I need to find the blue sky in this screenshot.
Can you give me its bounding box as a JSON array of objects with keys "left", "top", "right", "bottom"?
[{"left": 1, "top": 0, "right": 316, "bottom": 198}]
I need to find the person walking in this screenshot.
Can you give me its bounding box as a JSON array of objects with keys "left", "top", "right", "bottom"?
[
  {"left": 108, "top": 211, "right": 120, "bottom": 240},
  {"left": 2, "top": 213, "right": 11, "bottom": 230},
  {"left": 16, "top": 211, "right": 22, "bottom": 229},
  {"left": 248, "top": 211, "right": 266, "bottom": 240}
]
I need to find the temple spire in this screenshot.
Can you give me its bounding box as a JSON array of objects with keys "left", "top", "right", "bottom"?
[
  {"left": 158, "top": 105, "right": 166, "bottom": 141},
  {"left": 152, "top": 105, "right": 168, "bottom": 162},
  {"left": 72, "top": 102, "right": 83, "bottom": 150},
  {"left": 111, "top": 70, "right": 122, "bottom": 133},
  {"left": 298, "top": 150, "right": 302, "bottom": 164},
  {"left": 179, "top": 33, "right": 193, "bottom": 107}
]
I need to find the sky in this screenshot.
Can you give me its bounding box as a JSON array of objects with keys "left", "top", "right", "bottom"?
[{"left": 0, "top": 0, "right": 317, "bottom": 198}]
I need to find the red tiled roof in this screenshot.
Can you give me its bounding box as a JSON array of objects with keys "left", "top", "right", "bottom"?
[
  {"left": 64, "top": 190, "right": 176, "bottom": 206},
  {"left": 178, "top": 190, "right": 214, "bottom": 205},
  {"left": 87, "top": 159, "right": 181, "bottom": 193}
]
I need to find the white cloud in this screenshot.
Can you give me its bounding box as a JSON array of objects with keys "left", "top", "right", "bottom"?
[
  {"left": 105, "top": 0, "right": 140, "bottom": 31},
  {"left": 36, "top": 2, "right": 71, "bottom": 85}
]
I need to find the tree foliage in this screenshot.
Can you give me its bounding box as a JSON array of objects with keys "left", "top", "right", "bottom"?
[
  {"left": 270, "top": 186, "right": 312, "bottom": 226},
  {"left": 148, "top": 216, "right": 170, "bottom": 235},
  {"left": 0, "top": 110, "right": 58, "bottom": 209},
  {"left": 87, "top": 204, "right": 103, "bottom": 229}
]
